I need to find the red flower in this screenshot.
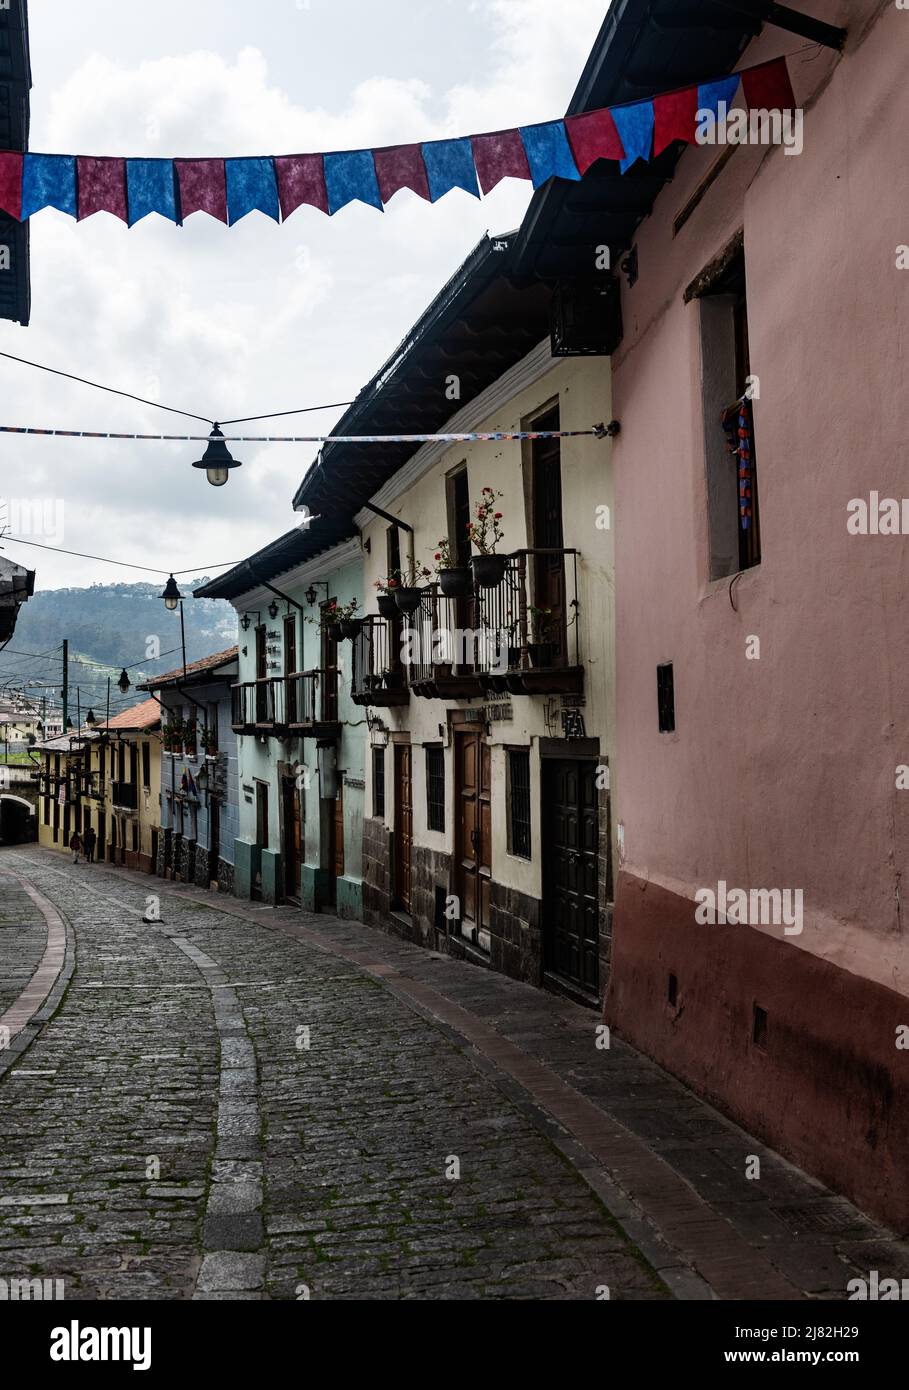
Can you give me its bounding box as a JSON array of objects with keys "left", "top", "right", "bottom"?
[
  {"left": 434, "top": 553, "right": 441, "bottom": 561},
  {"left": 494, "top": 512, "right": 502, "bottom": 519}
]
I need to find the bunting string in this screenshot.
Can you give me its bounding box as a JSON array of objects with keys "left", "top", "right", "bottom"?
[
  {"left": 0, "top": 58, "right": 795, "bottom": 227},
  {"left": 0, "top": 425, "right": 609, "bottom": 443}
]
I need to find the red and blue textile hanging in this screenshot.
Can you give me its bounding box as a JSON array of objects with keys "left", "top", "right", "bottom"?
[
  {"left": 722, "top": 395, "right": 755, "bottom": 531},
  {"left": 0, "top": 57, "right": 794, "bottom": 228}
]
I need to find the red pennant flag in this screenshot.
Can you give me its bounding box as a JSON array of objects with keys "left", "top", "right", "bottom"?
[
  {"left": 175, "top": 159, "right": 228, "bottom": 222},
  {"left": 470, "top": 129, "right": 530, "bottom": 194},
  {"left": 741, "top": 58, "right": 796, "bottom": 113},
  {"left": 564, "top": 108, "right": 624, "bottom": 174},
  {"left": 0, "top": 151, "right": 23, "bottom": 219},
  {"left": 77, "top": 157, "right": 128, "bottom": 221},
  {"left": 653, "top": 87, "right": 700, "bottom": 156},
  {"left": 373, "top": 144, "right": 430, "bottom": 203},
  {"left": 274, "top": 154, "right": 329, "bottom": 217}
]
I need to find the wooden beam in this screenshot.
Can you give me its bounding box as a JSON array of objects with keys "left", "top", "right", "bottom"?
[{"left": 708, "top": 0, "right": 845, "bottom": 49}]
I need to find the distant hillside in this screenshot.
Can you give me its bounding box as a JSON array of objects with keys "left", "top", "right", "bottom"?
[{"left": 0, "top": 580, "right": 237, "bottom": 714}]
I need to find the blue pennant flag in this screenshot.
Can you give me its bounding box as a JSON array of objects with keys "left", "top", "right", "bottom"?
[
  {"left": 126, "top": 159, "right": 178, "bottom": 225},
  {"left": 323, "top": 150, "right": 383, "bottom": 215},
  {"left": 697, "top": 75, "right": 742, "bottom": 128},
  {"left": 519, "top": 122, "right": 581, "bottom": 188},
  {"left": 225, "top": 157, "right": 280, "bottom": 224},
  {"left": 421, "top": 138, "right": 479, "bottom": 202},
  {"left": 611, "top": 101, "right": 655, "bottom": 173},
  {"left": 21, "top": 155, "right": 77, "bottom": 219}
]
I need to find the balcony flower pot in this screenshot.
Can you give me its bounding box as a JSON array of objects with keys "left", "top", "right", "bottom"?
[
  {"left": 326, "top": 621, "right": 343, "bottom": 642},
  {"left": 470, "top": 554, "right": 507, "bottom": 589},
  {"left": 394, "top": 586, "right": 424, "bottom": 615},
  {"left": 438, "top": 566, "right": 471, "bottom": 598},
  {"left": 339, "top": 618, "right": 360, "bottom": 640},
  {"left": 377, "top": 594, "right": 398, "bottom": 619},
  {"left": 528, "top": 641, "right": 554, "bottom": 668},
  {"left": 383, "top": 670, "right": 404, "bottom": 690}
]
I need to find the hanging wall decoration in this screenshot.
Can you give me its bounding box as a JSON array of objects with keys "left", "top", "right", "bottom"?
[{"left": 0, "top": 58, "right": 796, "bottom": 228}]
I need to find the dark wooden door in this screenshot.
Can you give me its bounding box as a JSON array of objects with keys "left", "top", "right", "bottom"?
[
  {"left": 454, "top": 729, "right": 491, "bottom": 947},
  {"left": 320, "top": 602, "right": 339, "bottom": 721},
  {"left": 97, "top": 810, "right": 105, "bottom": 862},
  {"left": 542, "top": 759, "right": 599, "bottom": 995},
  {"left": 334, "top": 782, "right": 345, "bottom": 880},
  {"left": 208, "top": 797, "right": 220, "bottom": 883},
  {"left": 284, "top": 615, "right": 298, "bottom": 723},
  {"left": 531, "top": 406, "right": 567, "bottom": 667},
  {"left": 281, "top": 774, "right": 301, "bottom": 901},
  {"left": 255, "top": 626, "right": 268, "bottom": 722},
  {"left": 394, "top": 744, "right": 412, "bottom": 912}
]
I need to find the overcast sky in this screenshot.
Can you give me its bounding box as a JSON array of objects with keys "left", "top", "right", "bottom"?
[{"left": 0, "top": 0, "right": 606, "bottom": 591}]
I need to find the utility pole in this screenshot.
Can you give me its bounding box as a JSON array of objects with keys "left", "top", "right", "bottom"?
[
  {"left": 106, "top": 676, "right": 110, "bottom": 727},
  {"left": 62, "top": 639, "right": 68, "bottom": 735}
]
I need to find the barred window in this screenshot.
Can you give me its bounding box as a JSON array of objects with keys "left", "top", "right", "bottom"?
[
  {"left": 508, "top": 749, "right": 531, "bottom": 859},
  {"left": 425, "top": 745, "right": 445, "bottom": 833},
  {"left": 372, "top": 746, "right": 386, "bottom": 821},
  {"left": 657, "top": 662, "right": 675, "bottom": 733}
]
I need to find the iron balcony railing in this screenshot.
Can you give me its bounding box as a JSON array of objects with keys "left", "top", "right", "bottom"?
[
  {"left": 351, "top": 617, "right": 408, "bottom": 706},
  {"left": 110, "top": 779, "right": 138, "bottom": 810},
  {"left": 231, "top": 670, "right": 339, "bottom": 734}
]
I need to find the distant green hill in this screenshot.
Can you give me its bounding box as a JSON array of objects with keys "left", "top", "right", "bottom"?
[{"left": 0, "top": 580, "right": 237, "bottom": 716}]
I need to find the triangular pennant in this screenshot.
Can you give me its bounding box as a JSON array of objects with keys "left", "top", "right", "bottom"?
[
  {"left": 21, "top": 155, "right": 77, "bottom": 219},
  {"left": 697, "top": 75, "right": 742, "bottom": 126},
  {"left": 373, "top": 144, "right": 430, "bottom": 203},
  {"left": 610, "top": 101, "right": 654, "bottom": 173},
  {"left": 422, "top": 138, "right": 479, "bottom": 202},
  {"left": 126, "top": 159, "right": 178, "bottom": 225},
  {"left": 470, "top": 130, "right": 530, "bottom": 194},
  {"left": 519, "top": 121, "right": 581, "bottom": 187},
  {"left": 225, "top": 157, "right": 280, "bottom": 224},
  {"left": 741, "top": 58, "right": 796, "bottom": 113},
  {"left": 323, "top": 150, "right": 383, "bottom": 214},
  {"left": 175, "top": 160, "right": 228, "bottom": 222},
  {"left": 564, "top": 109, "right": 624, "bottom": 173},
  {"left": 77, "top": 157, "right": 128, "bottom": 222},
  {"left": 274, "top": 155, "right": 328, "bottom": 217},
  {"left": 0, "top": 152, "right": 23, "bottom": 219},
  {"left": 653, "top": 87, "right": 700, "bottom": 157}
]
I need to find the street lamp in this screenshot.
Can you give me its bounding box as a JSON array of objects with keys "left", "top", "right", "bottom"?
[
  {"left": 267, "top": 599, "right": 279, "bottom": 620},
  {"left": 85, "top": 708, "right": 96, "bottom": 727},
  {"left": 118, "top": 669, "right": 131, "bottom": 694},
  {"left": 240, "top": 613, "right": 251, "bottom": 631},
  {"left": 192, "top": 424, "right": 242, "bottom": 488},
  {"left": 162, "top": 575, "right": 182, "bottom": 611}
]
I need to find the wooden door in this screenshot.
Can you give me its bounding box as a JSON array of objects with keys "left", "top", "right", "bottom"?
[
  {"left": 454, "top": 729, "right": 491, "bottom": 949},
  {"left": 334, "top": 782, "right": 345, "bottom": 880},
  {"left": 393, "top": 744, "right": 412, "bottom": 912},
  {"left": 320, "top": 602, "right": 339, "bottom": 721},
  {"left": 255, "top": 626, "right": 268, "bottom": 722},
  {"left": 542, "top": 759, "right": 599, "bottom": 995},
  {"left": 284, "top": 615, "right": 298, "bottom": 723},
  {"left": 531, "top": 405, "right": 567, "bottom": 667},
  {"left": 281, "top": 774, "right": 301, "bottom": 901},
  {"left": 208, "top": 797, "right": 220, "bottom": 883}
]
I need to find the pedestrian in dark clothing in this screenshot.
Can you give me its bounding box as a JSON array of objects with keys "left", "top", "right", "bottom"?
[
  {"left": 69, "top": 831, "right": 83, "bottom": 865},
  {"left": 84, "top": 826, "right": 97, "bottom": 864}
]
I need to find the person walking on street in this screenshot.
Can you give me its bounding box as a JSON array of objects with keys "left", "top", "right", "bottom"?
[
  {"left": 84, "top": 825, "right": 96, "bottom": 864},
  {"left": 69, "top": 830, "right": 83, "bottom": 865}
]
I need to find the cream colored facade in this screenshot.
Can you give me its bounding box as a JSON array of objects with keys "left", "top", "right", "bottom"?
[{"left": 359, "top": 340, "right": 616, "bottom": 998}]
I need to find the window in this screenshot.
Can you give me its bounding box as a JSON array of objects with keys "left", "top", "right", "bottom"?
[
  {"left": 372, "top": 746, "right": 386, "bottom": 820},
  {"left": 141, "top": 741, "right": 150, "bottom": 788},
  {"left": 657, "top": 662, "right": 675, "bottom": 733},
  {"left": 694, "top": 238, "right": 761, "bottom": 578},
  {"left": 425, "top": 746, "right": 445, "bottom": 832},
  {"left": 507, "top": 749, "right": 531, "bottom": 859}
]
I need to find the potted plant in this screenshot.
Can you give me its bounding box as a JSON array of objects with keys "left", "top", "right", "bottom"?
[
  {"left": 183, "top": 719, "right": 198, "bottom": 755},
  {"left": 335, "top": 598, "right": 361, "bottom": 640},
  {"left": 528, "top": 606, "right": 555, "bottom": 668},
  {"left": 374, "top": 577, "right": 399, "bottom": 619},
  {"left": 202, "top": 726, "right": 219, "bottom": 759},
  {"left": 321, "top": 601, "right": 345, "bottom": 642},
  {"left": 433, "top": 537, "right": 471, "bottom": 598},
  {"left": 392, "top": 560, "right": 431, "bottom": 614},
  {"left": 467, "top": 487, "right": 507, "bottom": 588}
]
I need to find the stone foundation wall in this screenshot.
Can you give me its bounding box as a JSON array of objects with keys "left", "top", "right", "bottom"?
[
  {"left": 489, "top": 881, "right": 543, "bottom": 987},
  {"left": 217, "top": 857, "right": 234, "bottom": 895},
  {"left": 362, "top": 816, "right": 392, "bottom": 927},
  {"left": 410, "top": 845, "right": 453, "bottom": 949},
  {"left": 194, "top": 849, "right": 211, "bottom": 889}
]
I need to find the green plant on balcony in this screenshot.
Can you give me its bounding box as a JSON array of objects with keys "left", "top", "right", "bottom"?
[
  {"left": 433, "top": 537, "right": 471, "bottom": 598},
  {"left": 392, "top": 561, "right": 431, "bottom": 614}
]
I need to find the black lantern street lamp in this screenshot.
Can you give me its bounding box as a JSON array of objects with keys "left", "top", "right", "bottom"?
[
  {"left": 118, "top": 669, "right": 130, "bottom": 694},
  {"left": 240, "top": 613, "right": 251, "bottom": 631},
  {"left": 85, "top": 708, "right": 96, "bottom": 727},
  {"left": 162, "top": 575, "right": 182, "bottom": 611},
  {"left": 267, "top": 599, "right": 279, "bottom": 620},
  {"left": 192, "top": 424, "right": 242, "bottom": 488},
  {"left": 305, "top": 586, "right": 317, "bottom": 607}
]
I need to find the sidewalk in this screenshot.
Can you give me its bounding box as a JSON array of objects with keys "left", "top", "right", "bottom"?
[{"left": 18, "top": 846, "right": 909, "bottom": 1300}]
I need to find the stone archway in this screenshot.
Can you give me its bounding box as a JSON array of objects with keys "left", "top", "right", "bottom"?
[{"left": 0, "top": 795, "right": 37, "bottom": 845}]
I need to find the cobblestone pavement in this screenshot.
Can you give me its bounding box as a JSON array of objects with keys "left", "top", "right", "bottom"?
[
  {"left": 0, "top": 871, "right": 48, "bottom": 1015},
  {"left": 0, "top": 847, "right": 667, "bottom": 1301}
]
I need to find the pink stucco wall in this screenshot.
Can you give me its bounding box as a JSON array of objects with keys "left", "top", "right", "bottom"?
[
  {"left": 605, "top": 1, "right": 909, "bottom": 1222},
  {"left": 612, "top": 0, "right": 909, "bottom": 991}
]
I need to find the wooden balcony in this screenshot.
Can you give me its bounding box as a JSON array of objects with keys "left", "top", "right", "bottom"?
[
  {"left": 231, "top": 671, "right": 341, "bottom": 740},
  {"left": 351, "top": 617, "right": 409, "bottom": 707},
  {"left": 110, "top": 779, "right": 138, "bottom": 810},
  {"left": 472, "top": 550, "right": 584, "bottom": 696},
  {"left": 403, "top": 586, "right": 484, "bottom": 700}
]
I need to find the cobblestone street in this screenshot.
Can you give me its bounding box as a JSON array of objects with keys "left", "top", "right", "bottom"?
[{"left": 2, "top": 845, "right": 909, "bottom": 1303}]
